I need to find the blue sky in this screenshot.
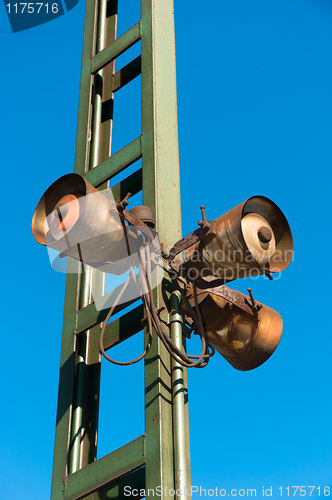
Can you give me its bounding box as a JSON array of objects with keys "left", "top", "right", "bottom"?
[{"left": 1, "top": 0, "right": 332, "bottom": 498}]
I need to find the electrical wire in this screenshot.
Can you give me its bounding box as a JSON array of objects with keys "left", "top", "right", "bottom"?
[
  {"left": 139, "top": 244, "right": 214, "bottom": 368},
  {"left": 99, "top": 239, "right": 215, "bottom": 368},
  {"left": 99, "top": 266, "right": 153, "bottom": 365}
]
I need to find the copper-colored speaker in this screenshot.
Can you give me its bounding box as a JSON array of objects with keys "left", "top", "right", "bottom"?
[
  {"left": 188, "top": 286, "right": 283, "bottom": 371},
  {"left": 183, "top": 196, "right": 293, "bottom": 281},
  {"left": 32, "top": 173, "right": 139, "bottom": 272}
]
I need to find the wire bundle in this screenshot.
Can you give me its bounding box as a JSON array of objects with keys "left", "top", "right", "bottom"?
[{"left": 99, "top": 245, "right": 215, "bottom": 368}]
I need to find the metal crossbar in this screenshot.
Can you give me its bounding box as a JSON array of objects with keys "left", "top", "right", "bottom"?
[{"left": 50, "top": 0, "right": 191, "bottom": 499}]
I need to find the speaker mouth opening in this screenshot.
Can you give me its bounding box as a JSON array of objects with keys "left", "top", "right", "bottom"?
[
  {"left": 32, "top": 173, "right": 148, "bottom": 272},
  {"left": 32, "top": 173, "right": 88, "bottom": 246},
  {"left": 241, "top": 196, "right": 294, "bottom": 273}
]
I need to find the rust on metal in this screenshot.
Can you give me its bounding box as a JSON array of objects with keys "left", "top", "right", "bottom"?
[
  {"left": 181, "top": 196, "right": 293, "bottom": 281},
  {"left": 116, "top": 192, "right": 132, "bottom": 212},
  {"left": 247, "top": 287, "right": 262, "bottom": 315},
  {"left": 122, "top": 208, "right": 154, "bottom": 240},
  {"left": 129, "top": 205, "right": 155, "bottom": 228},
  {"left": 168, "top": 222, "right": 215, "bottom": 262},
  {"left": 197, "top": 206, "right": 210, "bottom": 230},
  {"left": 186, "top": 282, "right": 261, "bottom": 316},
  {"left": 190, "top": 288, "right": 283, "bottom": 371}
]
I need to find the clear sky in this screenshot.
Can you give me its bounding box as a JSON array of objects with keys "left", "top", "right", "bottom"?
[{"left": 1, "top": 0, "right": 332, "bottom": 499}]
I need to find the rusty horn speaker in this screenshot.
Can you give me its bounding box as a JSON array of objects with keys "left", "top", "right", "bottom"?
[
  {"left": 32, "top": 173, "right": 139, "bottom": 273},
  {"left": 182, "top": 196, "right": 293, "bottom": 281},
  {"left": 187, "top": 286, "right": 283, "bottom": 371}
]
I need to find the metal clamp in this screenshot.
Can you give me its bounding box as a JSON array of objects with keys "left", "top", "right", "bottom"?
[{"left": 168, "top": 205, "right": 215, "bottom": 268}]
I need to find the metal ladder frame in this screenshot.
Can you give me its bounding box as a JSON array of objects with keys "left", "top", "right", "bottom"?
[{"left": 50, "top": 1, "right": 191, "bottom": 498}]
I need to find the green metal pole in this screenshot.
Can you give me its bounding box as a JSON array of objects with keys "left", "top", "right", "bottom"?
[
  {"left": 90, "top": 0, "right": 108, "bottom": 170},
  {"left": 141, "top": 0, "right": 190, "bottom": 495},
  {"left": 79, "top": 0, "right": 118, "bottom": 473},
  {"left": 98, "top": 0, "right": 118, "bottom": 165},
  {"left": 69, "top": 266, "right": 92, "bottom": 474},
  {"left": 170, "top": 291, "right": 190, "bottom": 500}
]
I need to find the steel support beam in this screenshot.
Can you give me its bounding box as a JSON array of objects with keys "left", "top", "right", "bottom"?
[
  {"left": 91, "top": 21, "right": 141, "bottom": 74},
  {"left": 65, "top": 436, "right": 145, "bottom": 500},
  {"left": 84, "top": 136, "right": 142, "bottom": 188},
  {"left": 92, "top": 468, "right": 146, "bottom": 499},
  {"left": 102, "top": 304, "right": 144, "bottom": 350},
  {"left": 140, "top": 0, "right": 191, "bottom": 496},
  {"left": 75, "top": 280, "right": 140, "bottom": 335}
]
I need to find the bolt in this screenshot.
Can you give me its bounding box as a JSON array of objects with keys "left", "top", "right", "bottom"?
[
  {"left": 117, "top": 192, "right": 132, "bottom": 211},
  {"left": 247, "top": 287, "right": 262, "bottom": 315},
  {"left": 247, "top": 287, "right": 255, "bottom": 307},
  {"left": 198, "top": 205, "right": 210, "bottom": 230}
]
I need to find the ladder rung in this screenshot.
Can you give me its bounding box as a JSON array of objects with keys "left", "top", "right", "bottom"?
[
  {"left": 84, "top": 136, "right": 142, "bottom": 188},
  {"left": 76, "top": 278, "right": 141, "bottom": 335},
  {"left": 110, "top": 168, "right": 142, "bottom": 202},
  {"left": 93, "top": 467, "right": 145, "bottom": 499},
  {"left": 103, "top": 304, "right": 144, "bottom": 350},
  {"left": 91, "top": 22, "right": 141, "bottom": 75},
  {"left": 112, "top": 56, "right": 141, "bottom": 93},
  {"left": 65, "top": 435, "right": 146, "bottom": 500}
]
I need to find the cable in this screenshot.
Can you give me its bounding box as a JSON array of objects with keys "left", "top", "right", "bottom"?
[
  {"left": 99, "top": 240, "right": 215, "bottom": 368},
  {"left": 99, "top": 267, "right": 153, "bottom": 366},
  {"left": 140, "top": 245, "right": 214, "bottom": 368}
]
